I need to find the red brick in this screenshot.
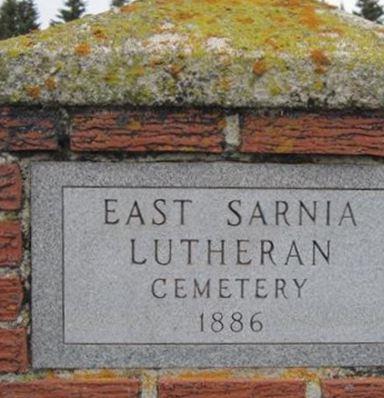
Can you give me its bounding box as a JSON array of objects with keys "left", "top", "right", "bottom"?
[
  {"left": 241, "top": 112, "right": 384, "bottom": 156},
  {"left": 0, "top": 164, "right": 22, "bottom": 210},
  {"left": 0, "top": 379, "right": 140, "bottom": 397},
  {"left": 159, "top": 379, "right": 306, "bottom": 398},
  {"left": 0, "top": 276, "right": 23, "bottom": 321},
  {"left": 0, "top": 107, "right": 58, "bottom": 151},
  {"left": 322, "top": 379, "right": 384, "bottom": 398},
  {"left": 0, "top": 328, "right": 27, "bottom": 373},
  {"left": 71, "top": 109, "right": 225, "bottom": 152},
  {"left": 0, "top": 221, "right": 22, "bottom": 268}
]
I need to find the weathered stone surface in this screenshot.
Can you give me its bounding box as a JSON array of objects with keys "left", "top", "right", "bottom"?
[
  {"left": 0, "top": 164, "right": 22, "bottom": 210},
  {"left": 0, "top": 328, "right": 28, "bottom": 373},
  {"left": 241, "top": 112, "right": 384, "bottom": 156},
  {"left": 322, "top": 379, "right": 384, "bottom": 398},
  {"left": 0, "top": 221, "right": 22, "bottom": 268},
  {"left": 0, "top": 276, "right": 23, "bottom": 321},
  {"left": 0, "top": 1, "right": 383, "bottom": 109},
  {"left": 71, "top": 109, "right": 224, "bottom": 152},
  {"left": 0, "top": 379, "right": 140, "bottom": 397},
  {"left": 32, "top": 162, "right": 384, "bottom": 368},
  {"left": 159, "top": 379, "right": 306, "bottom": 398}
]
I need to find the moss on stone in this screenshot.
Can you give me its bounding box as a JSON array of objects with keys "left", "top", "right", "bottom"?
[{"left": 0, "top": 0, "right": 383, "bottom": 108}]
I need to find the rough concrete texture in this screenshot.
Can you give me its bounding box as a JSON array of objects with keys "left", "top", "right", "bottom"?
[{"left": 0, "top": 0, "right": 383, "bottom": 109}]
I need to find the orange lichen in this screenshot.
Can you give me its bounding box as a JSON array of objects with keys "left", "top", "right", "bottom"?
[
  {"left": 274, "top": 15, "right": 288, "bottom": 25},
  {"left": 25, "top": 85, "right": 41, "bottom": 99},
  {"left": 310, "top": 48, "right": 331, "bottom": 73},
  {"left": 314, "top": 65, "right": 326, "bottom": 74},
  {"left": 92, "top": 27, "right": 108, "bottom": 40},
  {"left": 252, "top": 59, "right": 268, "bottom": 77},
  {"left": 120, "top": 3, "right": 138, "bottom": 13},
  {"left": 283, "top": 0, "right": 301, "bottom": 7},
  {"left": 74, "top": 42, "right": 91, "bottom": 56},
  {"left": 174, "top": 11, "right": 198, "bottom": 20},
  {"left": 299, "top": 5, "right": 321, "bottom": 30},
  {"left": 236, "top": 16, "right": 254, "bottom": 24},
  {"left": 282, "top": 368, "right": 319, "bottom": 383},
  {"left": 44, "top": 77, "right": 56, "bottom": 91},
  {"left": 264, "top": 37, "right": 283, "bottom": 51},
  {"left": 169, "top": 63, "right": 184, "bottom": 78},
  {"left": 311, "top": 49, "right": 331, "bottom": 66},
  {"left": 149, "top": 57, "right": 164, "bottom": 68}
]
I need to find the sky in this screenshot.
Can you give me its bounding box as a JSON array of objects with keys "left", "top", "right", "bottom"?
[{"left": 9, "top": 0, "right": 384, "bottom": 28}]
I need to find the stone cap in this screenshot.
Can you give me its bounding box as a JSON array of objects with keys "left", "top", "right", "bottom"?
[{"left": 0, "top": 0, "right": 383, "bottom": 109}]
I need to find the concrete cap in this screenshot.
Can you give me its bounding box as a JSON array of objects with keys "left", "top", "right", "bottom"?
[{"left": 0, "top": 0, "right": 383, "bottom": 109}]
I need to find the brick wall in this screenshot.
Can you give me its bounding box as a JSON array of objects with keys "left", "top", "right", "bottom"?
[{"left": 0, "top": 105, "right": 383, "bottom": 397}]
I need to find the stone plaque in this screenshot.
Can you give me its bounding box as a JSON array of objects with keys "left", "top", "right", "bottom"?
[{"left": 32, "top": 162, "right": 384, "bottom": 368}]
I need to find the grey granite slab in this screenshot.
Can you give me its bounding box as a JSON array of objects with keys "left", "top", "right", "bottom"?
[{"left": 31, "top": 162, "right": 384, "bottom": 368}]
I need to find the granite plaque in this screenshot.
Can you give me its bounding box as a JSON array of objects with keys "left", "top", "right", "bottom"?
[{"left": 32, "top": 162, "right": 384, "bottom": 368}]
